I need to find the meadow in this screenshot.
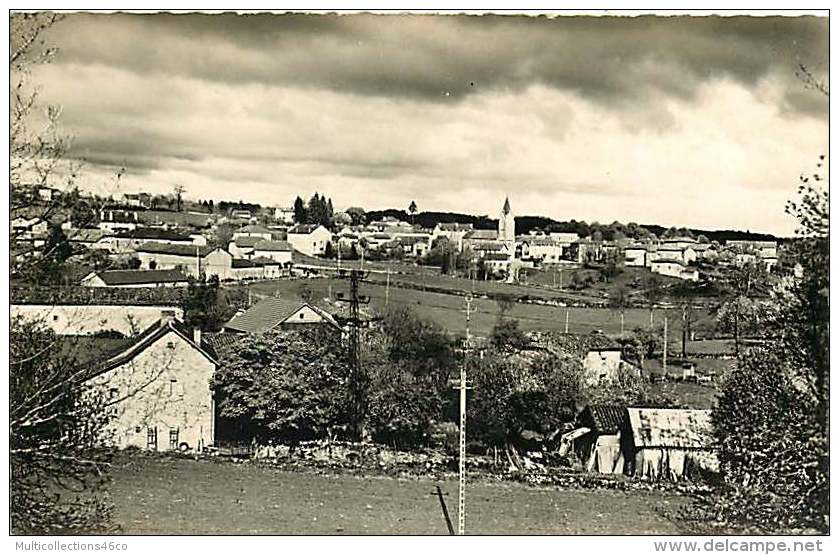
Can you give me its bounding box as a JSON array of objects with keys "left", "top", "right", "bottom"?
[{"left": 106, "top": 454, "right": 688, "bottom": 535}]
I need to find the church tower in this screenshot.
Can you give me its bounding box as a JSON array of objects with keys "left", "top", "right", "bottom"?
[{"left": 498, "top": 196, "right": 515, "bottom": 243}]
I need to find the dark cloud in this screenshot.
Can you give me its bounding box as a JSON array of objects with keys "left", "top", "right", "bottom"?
[{"left": 43, "top": 13, "right": 828, "bottom": 117}]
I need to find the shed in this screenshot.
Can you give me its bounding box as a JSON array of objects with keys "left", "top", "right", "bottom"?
[
  {"left": 575, "top": 405, "right": 626, "bottom": 474},
  {"left": 622, "top": 408, "right": 717, "bottom": 480}
]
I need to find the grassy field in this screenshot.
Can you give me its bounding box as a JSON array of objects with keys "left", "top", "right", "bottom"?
[
  {"left": 106, "top": 454, "right": 688, "bottom": 535},
  {"left": 246, "top": 277, "right": 718, "bottom": 340}
]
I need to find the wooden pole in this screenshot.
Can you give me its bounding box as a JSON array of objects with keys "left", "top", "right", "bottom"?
[
  {"left": 435, "top": 485, "right": 455, "bottom": 536},
  {"left": 565, "top": 308, "right": 570, "bottom": 334}
]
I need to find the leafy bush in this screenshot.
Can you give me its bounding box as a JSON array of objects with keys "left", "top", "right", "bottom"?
[
  {"left": 212, "top": 329, "right": 351, "bottom": 446},
  {"left": 468, "top": 350, "right": 585, "bottom": 449},
  {"left": 691, "top": 347, "right": 827, "bottom": 532}
]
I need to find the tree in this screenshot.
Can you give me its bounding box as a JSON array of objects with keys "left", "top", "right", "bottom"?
[
  {"left": 694, "top": 159, "right": 828, "bottom": 533},
  {"left": 173, "top": 184, "right": 185, "bottom": 212},
  {"left": 345, "top": 206, "right": 366, "bottom": 226},
  {"left": 293, "top": 196, "right": 307, "bottom": 223},
  {"left": 367, "top": 307, "right": 456, "bottom": 448},
  {"left": 608, "top": 285, "right": 630, "bottom": 335},
  {"left": 469, "top": 349, "right": 585, "bottom": 450},
  {"left": 782, "top": 163, "right": 829, "bottom": 425},
  {"left": 408, "top": 200, "right": 418, "bottom": 223},
  {"left": 715, "top": 262, "right": 770, "bottom": 355},
  {"left": 212, "top": 222, "right": 234, "bottom": 250},
  {"left": 212, "top": 329, "right": 351, "bottom": 448},
  {"left": 181, "top": 275, "right": 231, "bottom": 332},
  {"left": 10, "top": 317, "right": 116, "bottom": 533},
  {"left": 705, "top": 348, "right": 826, "bottom": 532},
  {"left": 297, "top": 282, "right": 314, "bottom": 303}
]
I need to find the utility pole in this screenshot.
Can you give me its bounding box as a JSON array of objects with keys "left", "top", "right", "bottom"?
[
  {"left": 335, "top": 268, "right": 371, "bottom": 440},
  {"left": 565, "top": 308, "right": 570, "bottom": 334},
  {"left": 458, "top": 293, "right": 473, "bottom": 536},
  {"left": 663, "top": 316, "right": 668, "bottom": 375}
]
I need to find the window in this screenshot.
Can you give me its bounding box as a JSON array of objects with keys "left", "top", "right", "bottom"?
[
  {"left": 169, "top": 428, "right": 179, "bottom": 450},
  {"left": 299, "top": 313, "right": 305, "bottom": 319},
  {"left": 53, "top": 315, "right": 59, "bottom": 321}
]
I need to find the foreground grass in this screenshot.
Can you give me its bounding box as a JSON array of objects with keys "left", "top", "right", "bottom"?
[{"left": 106, "top": 454, "right": 688, "bottom": 535}]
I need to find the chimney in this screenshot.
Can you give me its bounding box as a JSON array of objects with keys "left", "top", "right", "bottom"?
[
  {"left": 193, "top": 328, "right": 202, "bottom": 345},
  {"left": 160, "top": 309, "right": 176, "bottom": 326}
]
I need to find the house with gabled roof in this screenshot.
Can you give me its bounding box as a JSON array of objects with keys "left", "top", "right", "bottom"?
[
  {"left": 134, "top": 242, "right": 214, "bottom": 276},
  {"left": 650, "top": 258, "right": 699, "bottom": 281},
  {"left": 252, "top": 240, "right": 293, "bottom": 264},
  {"left": 287, "top": 224, "right": 332, "bottom": 256},
  {"left": 84, "top": 316, "right": 218, "bottom": 452},
  {"left": 81, "top": 269, "right": 190, "bottom": 288},
  {"left": 232, "top": 224, "right": 274, "bottom": 242},
  {"left": 223, "top": 296, "right": 340, "bottom": 334}
]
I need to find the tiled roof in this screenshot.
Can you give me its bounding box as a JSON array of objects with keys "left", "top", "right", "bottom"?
[
  {"left": 237, "top": 224, "right": 272, "bottom": 234},
  {"left": 254, "top": 240, "right": 293, "bottom": 252},
  {"left": 626, "top": 408, "right": 713, "bottom": 449},
  {"left": 93, "top": 269, "right": 189, "bottom": 286},
  {"left": 466, "top": 229, "right": 499, "bottom": 240},
  {"left": 437, "top": 223, "right": 473, "bottom": 232},
  {"left": 288, "top": 224, "right": 323, "bottom": 234},
  {"left": 115, "top": 228, "right": 193, "bottom": 241},
  {"left": 84, "top": 319, "right": 217, "bottom": 380},
  {"left": 251, "top": 256, "right": 283, "bottom": 266},
  {"left": 578, "top": 405, "right": 626, "bottom": 435},
  {"left": 134, "top": 242, "right": 213, "bottom": 257},
  {"left": 483, "top": 252, "right": 511, "bottom": 261},
  {"left": 652, "top": 258, "right": 686, "bottom": 266},
  {"left": 224, "top": 296, "right": 339, "bottom": 334},
  {"left": 233, "top": 236, "right": 262, "bottom": 248}
]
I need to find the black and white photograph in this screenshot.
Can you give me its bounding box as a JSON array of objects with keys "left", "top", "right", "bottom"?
[{"left": 5, "top": 4, "right": 831, "bottom": 542}]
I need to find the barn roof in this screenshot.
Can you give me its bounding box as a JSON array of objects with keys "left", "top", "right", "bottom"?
[
  {"left": 254, "top": 240, "right": 292, "bottom": 252},
  {"left": 233, "top": 236, "right": 262, "bottom": 248},
  {"left": 224, "top": 296, "right": 339, "bottom": 334},
  {"left": 82, "top": 319, "right": 218, "bottom": 380},
  {"left": 91, "top": 269, "right": 189, "bottom": 286},
  {"left": 134, "top": 242, "right": 213, "bottom": 257},
  {"left": 237, "top": 224, "right": 272, "bottom": 234},
  {"left": 578, "top": 405, "right": 626, "bottom": 434},
  {"left": 115, "top": 228, "right": 193, "bottom": 241},
  {"left": 626, "top": 408, "right": 713, "bottom": 449},
  {"left": 288, "top": 224, "right": 324, "bottom": 235}
]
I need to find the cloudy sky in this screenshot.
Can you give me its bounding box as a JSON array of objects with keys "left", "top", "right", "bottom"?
[{"left": 31, "top": 12, "right": 828, "bottom": 235}]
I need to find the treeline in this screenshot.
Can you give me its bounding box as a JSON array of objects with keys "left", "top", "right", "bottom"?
[
  {"left": 293, "top": 193, "right": 335, "bottom": 227},
  {"left": 367, "top": 209, "right": 781, "bottom": 243}
]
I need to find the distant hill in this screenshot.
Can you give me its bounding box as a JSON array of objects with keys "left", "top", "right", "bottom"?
[{"left": 365, "top": 209, "right": 781, "bottom": 243}]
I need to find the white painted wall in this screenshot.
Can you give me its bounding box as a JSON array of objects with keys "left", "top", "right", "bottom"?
[{"left": 89, "top": 328, "right": 215, "bottom": 451}]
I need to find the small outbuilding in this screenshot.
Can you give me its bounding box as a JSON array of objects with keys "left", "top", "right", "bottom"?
[
  {"left": 575, "top": 404, "right": 626, "bottom": 474},
  {"left": 622, "top": 408, "right": 717, "bottom": 480}
]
